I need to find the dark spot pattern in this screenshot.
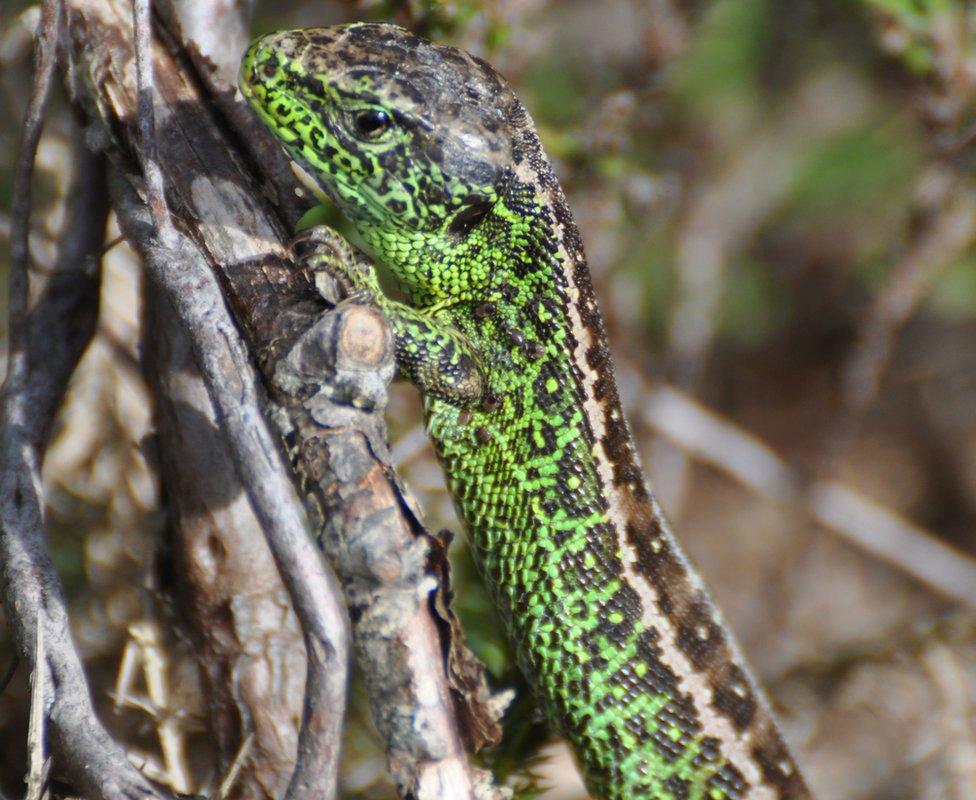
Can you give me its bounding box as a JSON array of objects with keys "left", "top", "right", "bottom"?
[{"left": 712, "top": 665, "right": 758, "bottom": 732}]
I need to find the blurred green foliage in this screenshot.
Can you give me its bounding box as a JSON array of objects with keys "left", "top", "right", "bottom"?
[
  {"left": 673, "top": 0, "right": 772, "bottom": 125},
  {"left": 786, "top": 121, "right": 920, "bottom": 222},
  {"left": 363, "top": 0, "right": 489, "bottom": 39},
  {"left": 864, "top": 0, "right": 957, "bottom": 73},
  {"left": 931, "top": 251, "right": 976, "bottom": 317}
]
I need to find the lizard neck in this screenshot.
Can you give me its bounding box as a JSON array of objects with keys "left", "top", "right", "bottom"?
[{"left": 356, "top": 179, "right": 558, "bottom": 310}]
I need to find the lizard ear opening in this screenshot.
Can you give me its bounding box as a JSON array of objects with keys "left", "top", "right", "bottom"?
[{"left": 448, "top": 197, "right": 494, "bottom": 238}]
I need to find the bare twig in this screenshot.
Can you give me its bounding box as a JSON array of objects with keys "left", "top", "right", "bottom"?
[
  {"left": 1, "top": 3, "right": 171, "bottom": 798},
  {"left": 641, "top": 382, "right": 976, "bottom": 606},
  {"left": 138, "top": 5, "right": 307, "bottom": 790},
  {"left": 145, "top": 285, "right": 307, "bottom": 796},
  {"left": 0, "top": 213, "right": 55, "bottom": 274},
  {"left": 134, "top": 2, "right": 306, "bottom": 797},
  {"left": 65, "top": 0, "right": 504, "bottom": 794},
  {"left": 127, "top": 4, "right": 351, "bottom": 796},
  {"left": 8, "top": 3, "right": 59, "bottom": 363},
  {"left": 110, "top": 169, "right": 351, "bottom": 800},
  {"left": 26, "top": 618, "right": 47, "bottom": 800},
  {"left": 830, "top": 173, "right": 976, "bottom": 465},
  {"left": 24, "top": 144, "right": 107, "bottom": 451},
  {"left": 113, "top": 622, "right": 192, "bottom": 793},
  {"left": 101, "top": 233, "right": 126, "bottom": 254},
  {"left": 214, "top": 733, "right": 255, "bottom": 800},
  {"left": 132, "top": 0, "right": 173, "bottom": 238}
]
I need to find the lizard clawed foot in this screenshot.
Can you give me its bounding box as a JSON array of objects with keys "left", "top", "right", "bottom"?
[
  {"left": 288, "top": 225, "right": 352, "bottom": 262},
  {"left": 288, "top": 226, "right": 379, "bottom": 305}
]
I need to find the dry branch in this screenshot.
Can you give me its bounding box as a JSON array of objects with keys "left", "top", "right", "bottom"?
[
  {"left": 831, "top": 173, "right": 976, "bottom": 465},
  {"left": 642, "top": 382, "right": 976, "bottom": 606},
  {"left": 127, "top": 1, "right": 308, "bottom": 793},
  {"left": 62, "top": 0, "right": 504, "bottom": 796},
  {"left": 146, "top": 280, "right": 308, "bottom": 797},
  {"left": 126, "top": 3, "right": 349, "bottom": 796},
  {"left": 110, "top": 167, "right": 350, "bottom": 800},
  {"left": 1, "top": 1, "right": 175, "bottom": 796}
]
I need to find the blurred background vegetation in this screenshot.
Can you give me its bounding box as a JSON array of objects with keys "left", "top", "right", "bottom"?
[{"left": 3, "top": 0, "right": 976, "bottom": 798}]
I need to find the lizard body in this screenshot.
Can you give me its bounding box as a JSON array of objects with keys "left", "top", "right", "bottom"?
[{"left": 239, "top": 24, "right": 811, "bottom": 800}]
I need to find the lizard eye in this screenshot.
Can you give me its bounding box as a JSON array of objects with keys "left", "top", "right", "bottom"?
[{"left": 352, "top": 108, "right": 391, "bottom": 140}]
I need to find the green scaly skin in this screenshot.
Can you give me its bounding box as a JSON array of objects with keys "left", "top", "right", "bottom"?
[{"left": 240, "top": 25, "right": 812, "bottom": 800}]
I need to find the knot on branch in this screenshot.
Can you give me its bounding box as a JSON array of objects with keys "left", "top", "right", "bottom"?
[{"left": 273, "top": 290, "right": 395, "bottom": 416}]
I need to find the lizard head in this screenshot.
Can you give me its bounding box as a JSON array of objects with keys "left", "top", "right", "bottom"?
[{"left": 240, "top": 24, "right": 526, "bottom": 292}]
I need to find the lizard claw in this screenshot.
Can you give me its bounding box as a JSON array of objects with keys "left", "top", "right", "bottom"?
[
  {"left": 288, "top": 226, "right": 378, "bottom": 305},
  {"left": 287, "top": 226, "right": 352, "bottom": 265}
]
